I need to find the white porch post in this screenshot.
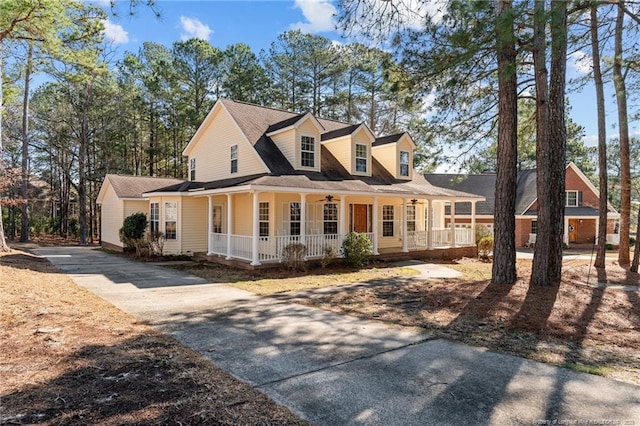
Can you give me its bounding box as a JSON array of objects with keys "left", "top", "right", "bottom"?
[
  {"left": 595, "top": 217, "right": 600, "bottom": 244},
  {"left": 564, "top": 216, "right": 569, "bottom": 246},
  {"left": 226, "top": 193, "right": 233, "bottom": 260},
  {"left": 340, "top": 195, "right": 346, "bottom": 238},
  {"left": 207, "top": 195, "right": 213, "bottom": 255},
  {"left": 402, "top": 198, "right": 409, "bottom": 252},
  {"left": 251, "top": 191, "right": 260, "bottom": 266},
  {"left": 300, "top": 193, "right": 307, "bottom": 247},
  {"left": 471, "top": 201, "right": 477, "bottom": 245},
  {"left": 372, "top": 196, "right": 379, "bottom": 255},
  {"left": 450, "top": 201, "right": 457, "bottom": 247},
  {"left": 426, "top": 199, "right": 433, "bottom": 249}
]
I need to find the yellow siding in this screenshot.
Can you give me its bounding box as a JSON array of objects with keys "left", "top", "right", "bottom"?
[
  {"left": 372, "top": 144, "right": 397, "bottom": 178},
  {"left": 323, "top": 137, "right": 351, "bottom": 172},
  {"left": 123, "top": 200, "right": 148, "bottom": 219},
  {"left": 233, "top": 193, "right": 253, "bottom": 235},
  {"left": 377, "top": 197, "right": 403, "bottom": 249},
  {"left": 180, "top": 197, "right": 208, "bottom": 254},
  {"left": 351, "top": 128, "right": 372, "bottom": 177},
  {"left": 189, "top": 107, "right": 268, "bottom": 182},
  {"left": 271, "top": 128, "right": 296, "bottom": 168},
  {"left": 100, "top": 183, "right": 124, "bottom": 248}
]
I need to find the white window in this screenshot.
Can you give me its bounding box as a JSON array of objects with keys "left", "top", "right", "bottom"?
[
  {"left": 259, "top": 202, "right": 269, "bottom": 237},
  {"left": 212, "top": 205, "right": 223, "bottom": 234},
  {"left": 383, "top": 205, "right": 394, "bottom": 237},
  {"left": 355, "top": 144, "right": 367, "bottom": 173},
  {"left": 150, "top": 202, "right": 159, "bottom": 233},
  {"left": 290, "top": 202, "right": 301, "bottom": 235},
  {"left": 164, "top": 202, "right": 177, "bottom": 240},
  {"left": 400, "top": 151, "right": 410, "bottom": 177},
  {"left": 190, "top": 158, "right": 196, "bottom": 181},
  {"left": 301, "top": 136, "right": 315, "bottom": 168},
  {"left": 406, "top": 205, "right": 416, "bottom": 232},
  {"left": 323, "top": 203, "right": 338, "bottom": 234},
  {"left": 566, "top": 191, "right": 578, "bottom": 207},
  {"left": 531, "top": 220, "right": 537, "bottom": 234},
  {"left": 230, "top": 145, "right": 238, "bottom": 173}
]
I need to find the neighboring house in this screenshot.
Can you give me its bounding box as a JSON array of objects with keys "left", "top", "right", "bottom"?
[
  {"left": 424, "top": 162, "right": 620, "bottom": 247},
  {"left": 96, "top": 174, "right": 185, "bottom": 251},
  {"left": 98, "top": 99, "right": 484, "bottom": 265}
]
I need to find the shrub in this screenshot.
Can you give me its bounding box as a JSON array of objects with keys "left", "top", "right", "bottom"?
[
  {"left": 147, "top": 230, "right": 165, "bottom": 257},
  {"left": 630, "top": 237, "right": 636, "bottom": 247},
  {"left": 281, "top": 243, "right": 307, "bottom": 271},
  {"left": 475, "top": 224, "right": 492, "bottom": 243},
  {"left": 605, "top": 243, "right": 614, "bottom": 251},
  {"left": 341, "top": 232, "right": 373, "bottom": 268},
  {"left": 120, "top": 212, "right": 148, "bottom": 256},
  {"left": 320, "top": 245, "right": 337, "bottom": 268},
  {"left": 477, "top": 235, "right": 493, "bottom": 259}
]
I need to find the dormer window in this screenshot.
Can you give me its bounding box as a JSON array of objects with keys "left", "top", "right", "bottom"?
[
  {"left": 301, "top": 136, "right": 315, "bottom": 168},
  {"left": 400, "top": 151, "right": 410, "bottom": 177},
  {"left": 190, "top": 158, "right": 196, "bottom": 181},
  {"left": 230, "top": 145, "right": 238, "bottom": 173},
  {"left": 355, "top": 144, "right": 367, "bottom": 173}
]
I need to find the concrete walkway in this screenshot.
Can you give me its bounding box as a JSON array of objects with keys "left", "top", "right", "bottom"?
[{"left": 34, "top": 246, "right": 640, "bottom": 425}]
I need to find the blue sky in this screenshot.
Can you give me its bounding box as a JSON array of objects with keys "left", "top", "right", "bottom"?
[{"left": 96, "top": 1, "right": 638, "bottom": 167}]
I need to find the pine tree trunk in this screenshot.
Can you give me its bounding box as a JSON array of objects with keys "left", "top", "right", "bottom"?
[
  {"left": 0, "top": 40, "right": 11, "bottom": 251},
  {"left": 590, "top": 5, "right": 608, "bottom": 269},
  {"left": 613, "top": 5, "right": 630, "bottom": 267},
  {"left": 491, "top": 0, "right": 518, "bottom": 285},
  {"left": 631, "top": 203, "right": 640, "bottom": 272},
  {"left": 531, "top": 0, "right": 551, "bottom": 286},
  {"left": 20, "top": 42, "right": 33, "bottom": 243},
  {"left": 547, "top": 0, "right": 568, "bottom": 283}
]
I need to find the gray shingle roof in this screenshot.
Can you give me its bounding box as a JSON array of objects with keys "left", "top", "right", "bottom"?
[
  {"left": 105, "top": 175, "right": 185, "bottom": 198},
  {"left": 424, "top": 174, "right": 496, "bottom": 215},
  {"left": 373, "top": 133, "right": 404, "bottom": 147}
]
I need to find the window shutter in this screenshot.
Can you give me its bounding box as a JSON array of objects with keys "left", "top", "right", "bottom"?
[{"left": 578, "top": 191, "right": 583, "bottom": 206}]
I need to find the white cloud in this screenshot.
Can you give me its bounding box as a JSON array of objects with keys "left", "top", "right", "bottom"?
[
  {"left": 290, "top": 0, "right": 337, "bottom": 33},
  {"left": 179, "top": 16, "right": 213, "bottom": 41},
  {"left": 569, "top": 50, "right": 592, "bottom": 75},
  {"left": 102, "top": 19, "right": 129, "bottom": 45}
]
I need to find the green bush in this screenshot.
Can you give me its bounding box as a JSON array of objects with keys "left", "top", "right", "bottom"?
[
  {"left": 475, "top": 224, "right": 492, "bottom": 243},
  {"left": 281, "top": 243, "right": 307, "bottom": 271},
  {"left": 120, "top": 212, "right": 148, "bottom": 256},
  {"left": 477, "top": 235, "right": 494, "bottom": 259},
  {"left": 630, "top": 237, "right": 636, "bottom": 247},
  {"left": 605, "top": 243, "right": 614, "bottom": 250},
  {"left": 341, "top": 232, "right": 373, "bottom": 268}
]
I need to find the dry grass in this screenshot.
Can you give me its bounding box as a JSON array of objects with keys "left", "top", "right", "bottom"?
[
  {"left": 287, "top": 257, "right": 640, "bottom": 385},
  {"left": 173, "top": 262, "right": 419, "bottom": 295},
  {"left": 0, "top": 249, "right": 304, "bottom": 425}
]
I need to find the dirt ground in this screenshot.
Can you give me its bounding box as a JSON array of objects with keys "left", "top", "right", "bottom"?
[
  {"left": 0, "top": 248, "right": 304, "bottom": 425},
  {"left": 288, "top": 257, "right": 640, "bottom": 385}
]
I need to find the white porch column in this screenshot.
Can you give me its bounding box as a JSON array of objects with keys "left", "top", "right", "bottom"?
[
  {"left": 226, "top": 193, "right": 233, "bottom": 260},
  {"left": 595, "top": 217, "right": 600, "bottom": 244},
  {"left": 340, "top": 195, "right": 347, "bottom": 238},
  {"left": 564, "top": 216, "right": 569, "bottom": 246},
  {"left": 300, "top": 193, "right": 307, "bottom": 247},
  {"left": 207, "top": 195, "right": 213, "bottom": 255},
  {"left": 426, "top": 199, "right": 433, "bottom": 249},
  {"left": 402, "top": 198, "right": 409, "bottom": 252},
  {"left": 471, "top": 201, "right": 477, "bottom": 245},
  {"left": 251, "top": 191, "right": 260, "bottom": 266},
  {"left": 450, "top": 201, "right": 456, "bottom": 248},
  {"left": 372, "top": 196, "right": 379, "bottom": 255}
]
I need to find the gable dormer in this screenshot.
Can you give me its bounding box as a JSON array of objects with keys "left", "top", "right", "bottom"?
[
  {"left": 371, "top": 132, "right": 416, "bottom": 180},
  {"left": 266, "top": 112, "right": 323, "bottom": 172},
  {"left": 321, "top": 123, "right": 375, "bottom": 177}
]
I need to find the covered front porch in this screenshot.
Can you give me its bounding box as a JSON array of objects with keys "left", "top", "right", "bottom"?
[{"left": 199, "top": 189, "right": 481, "bottom": 266}]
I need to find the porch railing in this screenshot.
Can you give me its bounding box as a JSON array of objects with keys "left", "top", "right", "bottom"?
[
  {"left": 431, "top": 228, "right": 450, "bottom": 248},
  {"left": 230, "top": 234, "right": 252, "bottom": 261},
  {"left": 209, "top": 233, "right": 227, "bottom": 256},
  {"left": 606, "top": 234, "right": 620, "bottom": 244},
  {"left": 454, "top": 227, "right": 474, "bottom": 246}
]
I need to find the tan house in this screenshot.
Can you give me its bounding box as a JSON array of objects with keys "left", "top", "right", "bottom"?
[
  {"left": 98, "top": 99, "right": 484, "bottom": 265},
  {"left": 96, "top": 175, "right": 185, "bottom": 251},
  {"left": 424, "top": 162, "right": 620, "bottom": 248}
]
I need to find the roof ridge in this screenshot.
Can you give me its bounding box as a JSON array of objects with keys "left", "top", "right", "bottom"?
[{"left": 108, "top": 174, "right": 184, "bottom": 180}]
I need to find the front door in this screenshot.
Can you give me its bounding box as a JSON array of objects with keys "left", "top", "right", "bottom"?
[
  {"left": 568, "top": 218, "right": 578, "bottom": 243},
  {"left": 352, "top": 204, "right": 370, "bottom": 233}
]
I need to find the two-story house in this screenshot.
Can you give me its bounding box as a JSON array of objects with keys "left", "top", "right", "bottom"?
[
  {"left": 98, "top": 99, "right": 484, "bottom": 266},
  {"left": 425, "top": 162, "right": 620, "bottom": 248}
]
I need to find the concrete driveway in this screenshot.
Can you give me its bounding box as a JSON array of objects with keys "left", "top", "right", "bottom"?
[{"left": 34, "top": 246, "right": 640, "bottom": 425}]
